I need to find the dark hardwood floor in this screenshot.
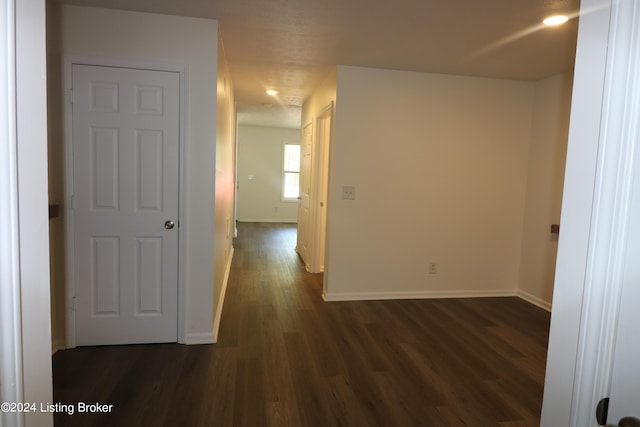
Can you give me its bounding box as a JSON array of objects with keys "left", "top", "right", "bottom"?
[{"left": 53, "top": 222, "right": 551, "bottom": 427}]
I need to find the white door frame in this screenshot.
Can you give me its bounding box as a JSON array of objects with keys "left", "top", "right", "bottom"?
[
  {"left": 1, "top": 0, "right": 53, "bottom": 425},
  {"left": 63, "top": 56, "right": 187, "bottom": 347},
  {"left": 541, "top": 0, "right": 640, "bottom": 425},
  {"left": 0, "top": 4, "right": 24, "bottom": 424}
]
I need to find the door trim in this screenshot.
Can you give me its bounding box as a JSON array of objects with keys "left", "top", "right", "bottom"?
[{"left": 63, "top": 56, "right": 187, "bottom": 347}]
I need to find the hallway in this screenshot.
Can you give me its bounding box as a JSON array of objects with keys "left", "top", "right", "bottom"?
[{"left": 53, "top": 222, "right": 550, "bottom": 426}]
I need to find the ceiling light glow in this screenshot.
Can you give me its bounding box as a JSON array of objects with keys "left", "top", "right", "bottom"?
[
  {"left": 266, "top": 89, "right": 278, "bottom": 95},
  {"left": 543, "top": 15, "right": 569, "bottom": 26}
]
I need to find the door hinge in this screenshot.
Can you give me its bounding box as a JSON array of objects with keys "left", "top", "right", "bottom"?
[
  {"left": 70, "top": 194, "right": 77, "bottom": 210},
  {"left": 68, "top": 88, "right": 74, "bottom": 104},
  {"left": 71, "top": 296, "right": 77, "bottom": 312},
  {"left": 596, "top": 397, "right": 610, "bottom": 425}
]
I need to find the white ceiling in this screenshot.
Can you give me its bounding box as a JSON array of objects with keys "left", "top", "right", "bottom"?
[{"left": 53, "top": 0, "right": 580, "bottom": 128}]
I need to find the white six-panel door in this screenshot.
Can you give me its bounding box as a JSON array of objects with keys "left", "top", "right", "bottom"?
[
  {"left": 296, "top": 122, "right": 313, "bottom": 268},
  {"left": 71, "top": 64, "right": 180, "bottom": 345}
]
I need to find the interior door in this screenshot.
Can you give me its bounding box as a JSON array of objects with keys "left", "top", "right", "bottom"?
[
  {"left": 296, "top": 122, "right": 313, "bottom": 268},
  {"left": 313, "top": 105, "right": 332, "bottom": 273},
  {"left": 607, "top": 144, "right": 640, "bottom": 422},
  {"left": 541, "top": 0, "right": 640, "bottom": 424},
  {"left": 71, "top": 64, "right": 180, "bottom": 346}
]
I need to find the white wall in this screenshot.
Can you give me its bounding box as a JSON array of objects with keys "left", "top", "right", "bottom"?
[
  {"left": 518, "top": 72, "right": 573, "bottom": 309},
  {"left": 49, "top": 5, "right": 221, "bottom": 344},
  {"left": 237, "top": 125, "right": 301, "bottom": 222},
  {"left": 324, "top": 65, "right": 535, "bottom": 299}
]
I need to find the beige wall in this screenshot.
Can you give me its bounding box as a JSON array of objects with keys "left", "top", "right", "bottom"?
[
  {"left": 304, "top": 66, "right": 573, "bottom": 307},
  {"left": 46, "top": 3, "right": 65, "bottom": 352},
  {"left": 237, "top": 125, "right": 301, "bottom": 222},
  {"left": 324, "top": 65, "right": 535, "bottom": 299},
  {"left": 302, "top": 68, "right": 337, "bottom": 129},
  {"left": 213, "top": 33, "right": 236, "bottom": 339},
  {"left": 48, "top": 5, "right": 223, "bottom": 344},
  {"left": 518, "top": 72, "right": 573, "bottom": 308}
]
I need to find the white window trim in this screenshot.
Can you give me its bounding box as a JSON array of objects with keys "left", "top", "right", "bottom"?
[{"left": 281, "top": 142, "right": 300, "bottom": 202}]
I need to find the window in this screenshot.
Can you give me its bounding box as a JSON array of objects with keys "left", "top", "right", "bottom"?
[{"left": 282, "top": 144, "right": 300, "bottom": 200}]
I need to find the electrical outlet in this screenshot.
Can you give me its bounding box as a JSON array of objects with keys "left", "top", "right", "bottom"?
[
  {"left": 342, "top": 186, "right": 356, "bottom": 200},
  {"left": 428, "top": 262, "right": 438, "bottom": 275}
]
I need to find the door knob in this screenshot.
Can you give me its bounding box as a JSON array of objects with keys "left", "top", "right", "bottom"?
[
  {"left": 619, "top": 417, "right": 640, "bottom": 427},
  {"left": 606, "top": 417, "right": 640, "bottom": 427},
  {"left": 164, "top": 220, "right": 175, "bottom": 230}
]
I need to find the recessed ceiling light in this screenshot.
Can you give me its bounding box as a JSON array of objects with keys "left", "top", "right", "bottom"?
[
  {"left": 543, "top": 15, "right": 569, "bottom": 26},
  {"left": 266, "top": 89, "right": 278, "bottom": 96}
]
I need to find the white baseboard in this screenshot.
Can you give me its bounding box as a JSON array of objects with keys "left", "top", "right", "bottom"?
[
  {"left": 185, "top": 332, "right": 215, "bottom": 345},
  {"left": 517, "top": 289, "right": 552, "bottom": 312},
  {"left": 213, "top": 246, "right": 234, "bottom": 343},
  {"left": 51, "top": 339, "right": 66, "bottom": 355},
  {"left": 322, "top": 288, "right": 553, "bottom": 312},
  {"left": 322, "top": 289, "right": 518, "bottom": 302},
  {"left": 237, "top": 218, "right": 297, "bottom": 223}
]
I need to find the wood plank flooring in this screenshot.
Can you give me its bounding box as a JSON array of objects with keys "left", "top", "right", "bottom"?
[{"left": 53, "top": 222, "right": 551, "bottom": 426}]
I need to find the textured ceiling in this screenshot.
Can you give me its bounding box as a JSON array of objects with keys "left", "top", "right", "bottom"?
[{"left": 53, "top": 0, "right": 580, "bottom": 128}]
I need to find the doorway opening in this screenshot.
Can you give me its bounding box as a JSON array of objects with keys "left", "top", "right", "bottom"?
[
  {"left": 296, "top": 102, "right": 333, "bottom": 276},
  {"left": 235, "top": 103, "right": 332, "bottom": 282}
]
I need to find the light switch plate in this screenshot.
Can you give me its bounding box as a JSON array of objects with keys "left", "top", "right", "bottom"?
[{"left": 342, "top": 186, "right": 356, "bottom": 200}]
